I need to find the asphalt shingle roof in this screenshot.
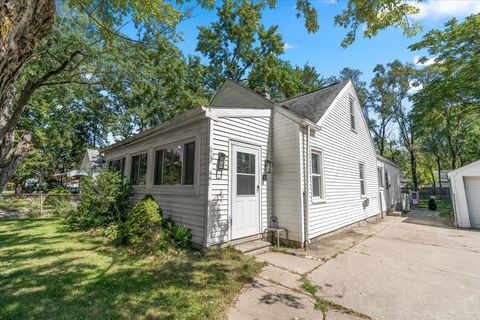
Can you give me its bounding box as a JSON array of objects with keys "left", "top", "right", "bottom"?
[{"left": 281, "top": 80, "right": 350, "bottom": 123}]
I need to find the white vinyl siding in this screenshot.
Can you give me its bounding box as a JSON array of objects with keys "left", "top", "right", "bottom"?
[
  {"left": 207, "top": 114, "right": 272, "bottom": 246},
  {"left": 272, "top": 111, "right": 303, "bottom": 242},
  {"left": 303, "top": 83, "right": 381, "bottom": 239},
  {"left": 104, "top": 118, "right": 209, "bottom": 246}
]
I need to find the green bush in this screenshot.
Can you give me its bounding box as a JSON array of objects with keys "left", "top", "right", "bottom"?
[
  {"left": 160, "top": 217, "right": 192, "bottom": 250},
  {"left": 66, "top": 171, "right": 132, "bottom": 228},
  {"left": 44, "top": 187, "right": 70, "bottom": 207},
  {"left": 121, "top": 194, "right": 162, "bottom": 245}
]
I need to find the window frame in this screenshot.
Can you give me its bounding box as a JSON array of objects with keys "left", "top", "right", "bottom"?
[
  {"left": 130, "top": 152, "right": 148, "bottom": 186},
  {"left": 310, "top": 149, "right": 325, "bottom": 202},
  {"left": 359, "top": 162, "right": 366, "bottom": 197},
  {"left": 350, "top": 96, "right": 356, "bottom": 132}
]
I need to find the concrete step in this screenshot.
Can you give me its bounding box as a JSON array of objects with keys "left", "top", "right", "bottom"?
[{"left": 234, "top": 239, "right": 271, "bottom": 255}]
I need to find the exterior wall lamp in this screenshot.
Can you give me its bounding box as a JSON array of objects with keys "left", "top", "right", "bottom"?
[
  {"left": 264, "top": 159, "right": 273, "bottom": 174},
  {"left": 217, "top": 152, "right": 226, "bottom": 170}
]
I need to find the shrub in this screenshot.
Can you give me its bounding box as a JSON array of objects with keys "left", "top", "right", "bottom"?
[
  {"left": 66, "top": 171, "right": 132, "bottom": 228},
  {"left": 160, "top": 217, "right": 192, "bottom": 250},
  {"left": 44, "top": 187, "right": 70, "bottom": 207},
  {"left": 121, "top": 195, "right": 162, "bottom": 245}
]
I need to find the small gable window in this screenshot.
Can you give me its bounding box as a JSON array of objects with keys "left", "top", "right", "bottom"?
[{"left": 350, "top": 97, "right": 356, "bottom": 131}]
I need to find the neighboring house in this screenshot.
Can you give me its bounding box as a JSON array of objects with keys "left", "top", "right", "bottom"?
[
  {"left": 448, "top": 160, "right": 480, "bottom": 229},
  {"left": 101, "top": 80, "right": 402, "bottom": 248},
  {"left": 56, "top": 149, "right": 104, "bottom": 188}
]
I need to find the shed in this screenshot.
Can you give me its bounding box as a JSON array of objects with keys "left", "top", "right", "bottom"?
[{"left": 448, "top": 160, "right": 480, "bottom": 229}]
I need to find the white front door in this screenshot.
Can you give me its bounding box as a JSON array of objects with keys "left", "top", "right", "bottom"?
[{"left": 231, "top": 143, "right": 261, "bottom": 239}]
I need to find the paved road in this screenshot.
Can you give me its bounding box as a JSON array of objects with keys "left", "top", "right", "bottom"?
[{"left": 229, "top": 215, "right": 480, "bottom": 320}]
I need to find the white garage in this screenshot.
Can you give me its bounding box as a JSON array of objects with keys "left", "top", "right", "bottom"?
[{"left": 448, "top": 160, "right": 480, "bottom": 229}]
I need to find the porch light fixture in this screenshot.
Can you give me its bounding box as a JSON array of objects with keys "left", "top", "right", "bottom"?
[
  {"left": 217, "top": 152, "right": 226, "bottom": 170},
  {"left": 264, "top": 159, "right": 273, "bottom": 174}
]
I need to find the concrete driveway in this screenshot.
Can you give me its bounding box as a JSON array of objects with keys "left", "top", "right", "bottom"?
[{"left": 229, "top": 215, "right": 480, "bottom": 320}]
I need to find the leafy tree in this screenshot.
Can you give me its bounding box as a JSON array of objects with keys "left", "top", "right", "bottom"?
[
  {"left": 328, "top": 67, "right": 368, "bottom": 106},
  {"left": 335, "top": 0, "right": 421, "bottom": 47},
  {"left": 372, "top": 60, "right": 420, "bottom": 188},
  {"left": 248, "top": 58, "right": 325, "bottom": 101},
  {"left": 366, "top": 65, "right": 396, "bottom": 156},
  {"left": 196, "top": 0, "right": 284, "bottom": 90},
  {"left": 410, "top": 14, "right": 480, "bottom": 170}
]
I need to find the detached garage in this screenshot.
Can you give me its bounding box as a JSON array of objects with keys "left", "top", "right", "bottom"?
[{"left": 448, "top": 160, "right": 480, "bottom": 229}]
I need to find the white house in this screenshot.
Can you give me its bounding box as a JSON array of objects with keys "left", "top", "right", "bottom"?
[
  {"left": 448, "top": 160, "right": 480, "bottom": 229},
  {"left": 101, "top": 80, "right": 402, "bottom": 248}
]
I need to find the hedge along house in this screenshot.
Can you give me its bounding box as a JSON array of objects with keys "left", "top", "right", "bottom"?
[{"left": 102, "top": 80, "right": 401, "bottom": 248}]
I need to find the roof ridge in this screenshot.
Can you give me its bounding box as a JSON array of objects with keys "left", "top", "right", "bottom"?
[{"left": 280, "top": 80, "right": 349, "bottom": 103}]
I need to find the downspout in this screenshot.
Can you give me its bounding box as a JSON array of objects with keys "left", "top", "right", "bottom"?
[{"left": 303, "top": 124, "right": 311, "bottom": 249}]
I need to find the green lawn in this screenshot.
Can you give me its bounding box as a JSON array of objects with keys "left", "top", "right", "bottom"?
[
  {"left": 416, "top": 199, "right": 453, "bottom": 210},
  {"left": 0, "top": 218, "right": 263, "bottom": 320},
  {"left": 0, "top": 197, "right": 40, "bottom": 213}
]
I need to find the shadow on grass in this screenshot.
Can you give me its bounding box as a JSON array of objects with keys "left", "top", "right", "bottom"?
[{"left": 0, "top": 218, "right": 262, "bottom": 320}]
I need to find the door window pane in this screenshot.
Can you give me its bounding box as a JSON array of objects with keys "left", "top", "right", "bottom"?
[
  {"left": 237, "top": 152, "right": 255, "bottom": 174},
  {"left": 237, "top": 175, "right": 255, "bottom": 195},
  {"left": 312, "top": 176, "right": 320, "bottom": 197}
]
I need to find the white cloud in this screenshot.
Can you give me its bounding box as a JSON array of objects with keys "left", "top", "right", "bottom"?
[
  {"left": 413, "top": 55, "right": 436, "bottom": 66},
  {"left": 284, "top": 42, "right": 297, "bottom": 50},
  {"left": 409, "top": 0, "right": 480, "bottom": 21},
  {"left": 318, "top": 0, "right": 336, "bottom": 4},
  {"left": 408, "top": 81, "right": 423, "bottom": 94}
]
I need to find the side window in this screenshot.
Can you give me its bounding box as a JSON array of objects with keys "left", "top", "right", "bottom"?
[
  {"left": 130, "top": 153, "right": 147, "bottom": 185},
  {"left": 311, "top": 151, "right": 324, "bottom": 199},
  {"left": 350, "top": 97, "right": 356, "bottom": 131},
  {"left": 359, "top": 163, "right": 366, "bottom": 196},
  {"left": 378, "top": 167, "right": 383, "bottom": 188},
  {"left": 108, "top": 158, "right": 125, "bottom": 176},
  {"left": 385, "top": 171, "right": 390, "bottom": 190},
  {"left": 153, "top": 141, "right": 196, "bottom": 185}
]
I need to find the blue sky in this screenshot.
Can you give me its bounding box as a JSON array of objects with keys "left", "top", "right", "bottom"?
[{"left": 173, "top": 0, "right": 480, "bottom": 84}]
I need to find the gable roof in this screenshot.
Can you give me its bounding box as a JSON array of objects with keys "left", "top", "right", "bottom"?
[
  {"left": 80, "top": 149, "right": 104, "bottom": 170},
  {"left": 281, "top": 80, "right": 350, "bottom": 123},
  {"left": 210, "top": 80, "right": 275, "bottom": 108},
  {"left": 448, "top": 159, "right": 480, "bottom": 176}
]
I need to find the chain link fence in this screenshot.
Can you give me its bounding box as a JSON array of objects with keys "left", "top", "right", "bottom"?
[{"left": 0, "top": 193, "right": 82, "bottom": 216}]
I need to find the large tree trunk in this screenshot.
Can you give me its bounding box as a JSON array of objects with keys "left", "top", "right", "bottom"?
[
  {"left": 436, "top": 154, "right": 442, "bottom": 189},
  {"left": 410, "top": 151, "right": 418, "bottom": 190},
  {"left": 0, "top": 0, "right": 55, "bottom": 190}
]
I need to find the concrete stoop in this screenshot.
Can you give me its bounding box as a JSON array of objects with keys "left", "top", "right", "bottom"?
[{"left": 234, "top": 240, "right": 271, "bottom": 255}]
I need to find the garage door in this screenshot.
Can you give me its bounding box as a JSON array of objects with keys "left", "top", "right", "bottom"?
[{"left": 465, "top": 177, "right": 480, "bottom": 229}]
